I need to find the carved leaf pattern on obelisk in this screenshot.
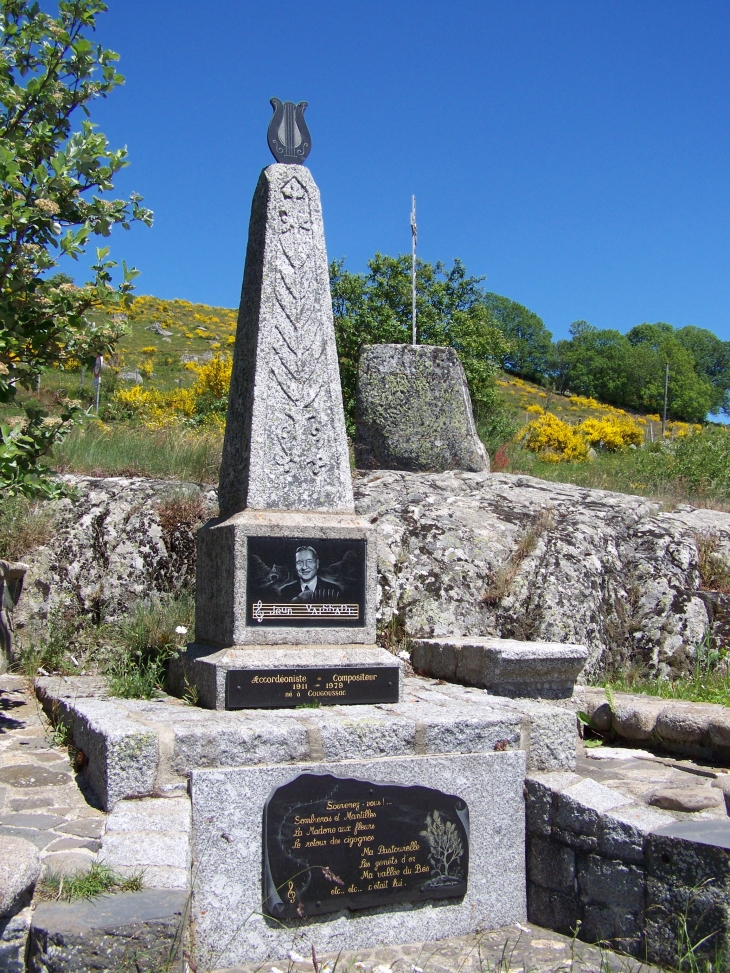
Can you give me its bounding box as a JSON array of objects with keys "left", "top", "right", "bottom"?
[{"left": 268, "top": 175, "right": 329, "bottom": 487}]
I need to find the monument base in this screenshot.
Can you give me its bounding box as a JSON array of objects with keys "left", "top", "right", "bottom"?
[
  {"left": 191, "top": 751, "right": 526, "bottom": 969},
  {"left": 169, "top": 644, "right": 402, "bottom": 710}
]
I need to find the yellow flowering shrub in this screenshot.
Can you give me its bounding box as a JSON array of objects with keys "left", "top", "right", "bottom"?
[
  {"left": 140, "top": 346, "right": 157, "bottom": 355},
  {"left": 578, "top": 416, "right": 644, "bottom": 451},
  {"left": 525, "top": 404, "right": 544, "bottom": 415},
  {"left": 193, "top": 354, "right": 232, "bottom": 399},
  {"left": 519, "top": 413, "right": 588, "bottom": 462}
]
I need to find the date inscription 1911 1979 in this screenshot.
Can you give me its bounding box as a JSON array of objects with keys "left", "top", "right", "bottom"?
[
  {"left": 225, "top": 666, "right": 399, "bottom": 709},
  {"left": 263, "top": 773, "right": 469, "bottom": 918},
  {"left": 247, "top": 537, "right": 366, "bottom": 629}
]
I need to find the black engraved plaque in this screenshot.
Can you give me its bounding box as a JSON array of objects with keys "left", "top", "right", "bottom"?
[
  {"left": 246, "top": 537, "right": 366, "bottom": 629},
  {"left": 226, "top": 667, "right": 399, "bottom": 709},
  {"left": 263, "top": 772, "right": 469, "bottom": 918}
]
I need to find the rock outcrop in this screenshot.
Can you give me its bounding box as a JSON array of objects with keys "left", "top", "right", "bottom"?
[
  {"left": 8, "top": 471, "right": 730, "bottom": 679},
  {"left": 354, "top": 470, "right": 730, "bottom": 679},
  {"left": 12, "top": 476, "right": 216, "bottom": 642}
]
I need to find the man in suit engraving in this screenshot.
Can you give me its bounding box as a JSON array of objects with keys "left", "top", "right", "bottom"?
[{"left": 280, "top": 546, "right": 342, "bottom": 603}]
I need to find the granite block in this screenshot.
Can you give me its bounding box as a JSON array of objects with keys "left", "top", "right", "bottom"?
[
  {"left": 190, "top": 751, "right": 526, "bottom": 968},
  {"left": 354, "top": 344, "right": 489, "bottom": 473},
  {"left": 412, "top": 637, "right": 588, "bottom": 699}
]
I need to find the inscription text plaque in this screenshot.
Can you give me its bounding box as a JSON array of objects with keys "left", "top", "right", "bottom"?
[
  {"left": 226, "top": 666, "right": 399, "bottom": 709},
  {"left": 263, "top": 772, "right": 469, "bottom": 918},
  {"left": 246, "top": 537, "right": 366, "bottom": 629}
]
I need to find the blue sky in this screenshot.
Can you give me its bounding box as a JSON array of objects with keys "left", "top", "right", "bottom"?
[{"left": 83, "top": 0, "right": 730, "bottom": 343}]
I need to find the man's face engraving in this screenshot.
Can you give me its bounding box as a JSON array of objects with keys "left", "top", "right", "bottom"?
[{"left": 295, "top": 549, "right": 318, "bottom": 584}]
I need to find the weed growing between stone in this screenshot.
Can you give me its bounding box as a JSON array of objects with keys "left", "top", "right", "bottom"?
[
  {"left": 16, "top": 592, "right": 195, "bottom": 699},
  {"left": 695, "top": 533, "right": 730, "bottom": 591},
  {"left": 36, "top": 863, "right": 143, "bottom": 902},
  {"left": 483, "top": 507, "right": 555, "bottom": 606},
  {"left": 597, "top": 640, "right": 730, "bottom": 708},
  {"left": 106, "top": 593, "right": 194, "bottom": 699}
]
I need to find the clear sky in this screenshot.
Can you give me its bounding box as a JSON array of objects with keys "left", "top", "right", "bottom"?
[{"left": 82, "top": 0, "right": 730, "bottom": 343}]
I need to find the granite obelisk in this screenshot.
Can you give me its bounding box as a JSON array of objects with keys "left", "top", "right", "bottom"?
[
  {"left": 219, "top": 164, "right": 353, "bottom": 516},
  {"left": 185, "top": 100, "right": 399, "bottom": 709}
]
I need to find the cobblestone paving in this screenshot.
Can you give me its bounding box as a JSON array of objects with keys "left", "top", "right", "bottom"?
[
  {"left": 213, "top": 922, "right": 663, "bottom": 973},
  {"left": 0, "top": 674, "right": 105, "bottom": 876}
]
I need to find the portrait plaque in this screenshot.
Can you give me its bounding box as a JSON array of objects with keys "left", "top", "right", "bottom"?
[
  {"left": 263, "top": 772, "right": 469, "bottom": 919},
  {"left": 246, "top": 537, "right": 366, "bottom": 629},
  {"left": 226, "top": 667, "right": 399, "bottom": 709}
]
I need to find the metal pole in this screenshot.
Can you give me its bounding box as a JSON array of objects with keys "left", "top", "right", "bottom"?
[
  {"left": 662, "top": 363, "right": 669, "bottom": 437},
  {"left": 410, "top": 195, "right": 417, "bottom": 346}
]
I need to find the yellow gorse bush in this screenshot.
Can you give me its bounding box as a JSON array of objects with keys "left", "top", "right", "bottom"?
[
  {"left": 519, "top": 412, "right": 589, "bottom": 462},
  {"left": 578, "top": 415, "right": 644, "bottom": 451},
  {"left": 111, "top": 354, "right": 232, "bottom": 428}
]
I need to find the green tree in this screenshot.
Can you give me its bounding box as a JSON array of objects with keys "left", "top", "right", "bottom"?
[
  {"left": 674, "top": 325, "right": 730, "bottom": 415},
  {"left": 330, "top": 254, "right": 508, "bottom": 431},
  {"left": 0, "top": 0, "right": 152, "bottom": 493},
  {"left": 483, "top": 292, "right": 552, "bottom": 380},
  {"left": 553, "top": 321, "right": 632, "bottom": 404},
  {"left": 626, "top": 327, "right": 714, "bottom": 422}
]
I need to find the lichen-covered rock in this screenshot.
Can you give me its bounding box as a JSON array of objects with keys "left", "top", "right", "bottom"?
[
  {"left": 354, "top": 470, "right": 730, "bottom": 679},
  {"left": 10, "top": 470, "right": 730, "bottom": 680},
  {"left": 11, "top": 476, "right": 216, "bottom": 644},
  {"left": 355, "top": 344, "right": 489, "bottom": 472}
]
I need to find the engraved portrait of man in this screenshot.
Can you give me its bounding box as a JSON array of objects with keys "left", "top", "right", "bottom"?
[{"left": 279, "top": 546, "right": 343, "bottom": 603}]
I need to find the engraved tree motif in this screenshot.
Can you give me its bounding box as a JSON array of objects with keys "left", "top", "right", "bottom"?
[
  {"left": 269, "top": 175, "right": 327, "bottom": 480},
  {"left": 420, "top": 811, "right": 464, "bottom": 879}
]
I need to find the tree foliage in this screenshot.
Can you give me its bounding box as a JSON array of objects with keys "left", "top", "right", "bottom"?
[
  {"left": 0, "top": 0, "right": 151, "bottom": 399},
  {"left": 330, "top": 254, "right": 508, "bottom": 430},
  {"left": 483, "top": 292, "right": 552, "bottom": 380},
  {"left": 552, "top": 320, "right": 717, "bottom": 423},
  {"left": 0, "top": 0, "right": 152, "bottom": 493}
]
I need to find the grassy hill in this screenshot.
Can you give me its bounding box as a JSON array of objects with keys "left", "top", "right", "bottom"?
[{"left": 3, "top": 295, "right": 729, "bottom": 507}]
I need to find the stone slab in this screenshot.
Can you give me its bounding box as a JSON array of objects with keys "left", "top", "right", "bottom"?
[
  {"left": 218, "top": 164, "right": 353, "bottom": 517},
  {"left": 195, "top": 510, "right": 378, "bottom": 647},
  {"left": 651, "top": 818, "right": 730, "bottom": 849},
  {"left": 27, "top": 889, "right": 187, "bottom": 973},
  {"left": 190, "top": 751, "right": 526, "bottom": 968},
  {"left": 0, "top": 835, "right": 41, "bottom": 918},
  {"left": 173, "top": 644, "right": 403, "bottom": 710},
  {"left": 411, "top": 637, "right": 588, "bottom": 699},
  {"left": 208, "top": 921, "right": 666, "bottom": 973},
  {"left": 354, "top": 344, "right": 489, "bottom": 473}
]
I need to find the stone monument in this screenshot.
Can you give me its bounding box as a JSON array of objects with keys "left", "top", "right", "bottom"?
[
  {"left": 167, "top": 101, "right": 536, "bottom": 968},
  {"left": 355, "top": 344, "right": 489, "bottom": 472},
  {"left": 183, "top": 101, "right": 399, "bottom": 710}
]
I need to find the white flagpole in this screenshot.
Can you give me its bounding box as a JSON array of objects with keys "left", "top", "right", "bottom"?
[{"left": 411, "top": 195, "right": 417, "bottom": 346}]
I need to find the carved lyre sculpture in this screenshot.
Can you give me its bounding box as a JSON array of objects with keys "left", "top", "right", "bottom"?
[{"left": 267, "top": 98, "right": 311, "bottom": 165}]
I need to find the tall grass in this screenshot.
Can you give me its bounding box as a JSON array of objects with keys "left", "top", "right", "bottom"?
[
  {"left": 505, "top": 438, "right": 730, "bottom": 510},
  {"left": 51, "top": 422, "right": 222, "bottom": 483}
]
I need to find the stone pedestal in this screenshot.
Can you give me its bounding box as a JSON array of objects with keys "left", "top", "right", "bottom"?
[{"left": 195, "top": 511, "right": 377, "bottom": 648}]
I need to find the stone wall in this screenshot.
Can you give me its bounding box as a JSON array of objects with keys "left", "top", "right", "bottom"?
[{"left": 526, "top": 772, "right": 730, "bottom": 967}]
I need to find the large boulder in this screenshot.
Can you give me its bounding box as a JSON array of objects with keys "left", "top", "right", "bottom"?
[
  {"left": 9, "top": 470, "right": 730, "bottom": 679},
  {"left": 11, "top": 476, "right": 216, "bottom": 648},
  {"left": 355, "top": 344, "right": 489, "bottom": 473},
  {"left": 354, "top": 469, "right": 730, "bottom": 679}
]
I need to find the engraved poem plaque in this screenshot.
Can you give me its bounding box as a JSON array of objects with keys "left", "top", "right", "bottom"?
[{"left": 263, "top": 773, "right": 469, "bottom": 918}]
